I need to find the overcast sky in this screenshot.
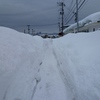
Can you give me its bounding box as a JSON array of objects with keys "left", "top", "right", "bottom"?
[{"left": 0, "top": 0, "right": 100, "bottom": 33}]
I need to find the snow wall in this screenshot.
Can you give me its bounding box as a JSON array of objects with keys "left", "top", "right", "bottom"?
[{"left": 0, "top": 26, "right": 100, "bottom": 100}]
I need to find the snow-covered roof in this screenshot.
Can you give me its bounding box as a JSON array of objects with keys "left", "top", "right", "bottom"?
[{"left": 63, "top": 12, "right": 100, "bottom": 33}]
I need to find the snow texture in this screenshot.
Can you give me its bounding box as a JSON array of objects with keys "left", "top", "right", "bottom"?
[{"left": 0, "top": 26, "right": 100, "bottom": 100}]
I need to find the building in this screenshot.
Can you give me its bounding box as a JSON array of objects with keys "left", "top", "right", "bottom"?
[{"left": 63, "top": 12, "right": 100, "bottom": 34}]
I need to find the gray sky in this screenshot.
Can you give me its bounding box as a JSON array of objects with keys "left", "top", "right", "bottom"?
[{"left": 0, "top": 0, "right": 100, "bottom": 33}]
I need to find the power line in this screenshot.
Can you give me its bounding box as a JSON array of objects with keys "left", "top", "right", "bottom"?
[
  {"left": 30, "top": 23, "right": 58, "bottom": 27},
  {"left": 78, "top": 0, "right": 88, "bottom": 11},
  {"left": 64, "top": 0, "right": 82, "bottom": 24},
  {"left": 65, "top": 0, "right": 87, "bottom": 25},
  {"left": 66, "top": 0, "right": 87, "bottom": 24},
  {"left": 64, "top": 0, "right": 78, "bottom": 22}
]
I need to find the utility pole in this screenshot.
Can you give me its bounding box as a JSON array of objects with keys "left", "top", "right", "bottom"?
[
  {"left": 76, "top": 0, "right": 79, "bottom": 32},
  {"left": 27, "top": 25, "right": 30, "bottom": 34},
  {"left": 58, "top": 22, "right": 60, "bottom": 32},
  {"left": 32, "top": 29, "right": 35, "bottom": 35},
  {"left": 61, "top": 2, "right": 64, "bottom": 33},
  {"left": 58, "top": 2, "right": 65, "bottom": 34},
  {"left": 32, "top": 29, "right": 33, "bottom": 35}
]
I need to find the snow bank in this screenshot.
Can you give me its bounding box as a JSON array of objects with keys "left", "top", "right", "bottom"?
[{"left": 0, "top": 27, "right": 100, "bottom": 100}]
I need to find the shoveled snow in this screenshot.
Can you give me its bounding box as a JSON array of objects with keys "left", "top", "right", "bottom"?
[{"left": 0, "top": 26, "right": 100, "bottom": 100}]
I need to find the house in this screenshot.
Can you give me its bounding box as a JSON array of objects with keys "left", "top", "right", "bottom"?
[{"left": 63, "top": 12, "right": 100, "bottom": 34}]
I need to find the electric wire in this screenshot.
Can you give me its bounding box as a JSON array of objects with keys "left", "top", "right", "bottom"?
[
  {"left": 64, "top": 0, "right": 80, "bottom": 22},
  {"left": 78, "top": 0, "right": 88, "bottom": 11},
  {"left": 65, "top": 0, "right": 88, "bottom": 24},
  {"left": 64, "top": 0, "right": 74, "bottom": 23},
  {"left": 64, "top": 0, "right": 82, "bottom": 24},
  {"left": 31, "top": 23, "right": 58, "bottom": 27},
  {"left": 65, "top": 0, "right": 88, "bottom": 25}
]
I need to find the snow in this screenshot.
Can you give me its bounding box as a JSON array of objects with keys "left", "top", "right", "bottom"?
[
  {"left": 0, "top": 26, "right": 100, "bottom": 100},
  {"left": 63, "top": 12, "right": 100, "bottom": 33}
]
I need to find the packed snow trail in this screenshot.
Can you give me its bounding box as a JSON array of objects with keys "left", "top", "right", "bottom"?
[{"left": 0, "top": 27, "right": 100, "bottom": 100}]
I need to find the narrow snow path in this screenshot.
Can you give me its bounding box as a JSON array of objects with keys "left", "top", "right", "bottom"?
[{"left": 1, "top": 27, "right": 100, "bottom": 100}]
